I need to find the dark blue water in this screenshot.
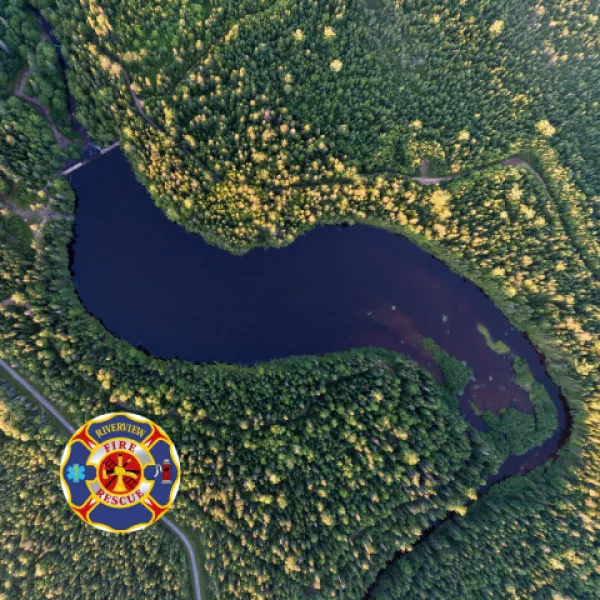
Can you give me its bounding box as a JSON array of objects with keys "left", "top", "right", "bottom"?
[{"left": 68, "top": 148, "right": 567, "bottom": 476}]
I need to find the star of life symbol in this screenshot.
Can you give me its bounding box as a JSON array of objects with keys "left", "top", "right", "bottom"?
[{"left": 59, "top": 413, "right": 180, "bottom": 533}]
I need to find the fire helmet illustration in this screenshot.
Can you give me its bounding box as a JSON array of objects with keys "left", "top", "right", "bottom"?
[{"left": 59, "top": 412, "right": 180, "bottom": 533}]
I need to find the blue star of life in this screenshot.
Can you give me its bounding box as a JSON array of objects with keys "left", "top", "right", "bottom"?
[{"left": 67, "top": 464, "right": 86, "bottom": 483}]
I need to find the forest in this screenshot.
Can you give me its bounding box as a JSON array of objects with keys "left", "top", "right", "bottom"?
[
  {"left": 0, "top": 0, "right": 598, "bottom": 598},
  {"left": 0, "top": 0, "right": 78, "bottom": 204}
]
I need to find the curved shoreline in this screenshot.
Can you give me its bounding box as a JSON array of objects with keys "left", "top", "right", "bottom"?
[
  {"left": 364, "top": 391, "right": 572, "bottom": 599},
  {"left": 66, "top": 149, "right": 572, "bottom": 598},
  {"left": 18, "top": 9, "right": 585, "bottom": 599}
]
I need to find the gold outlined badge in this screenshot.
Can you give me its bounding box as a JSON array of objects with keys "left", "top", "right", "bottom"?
[{"left": 59, "top": 412, "right": 180, "bottom": 532}]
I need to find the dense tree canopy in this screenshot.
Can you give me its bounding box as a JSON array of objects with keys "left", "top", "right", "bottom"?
[
  {"left": 0, "top": 0, "right": 75, "bottom": 203},
  {"left": 0, "top": 0, "right": 598, "bottom": 598},
  {"left": 38, "top": 0, "right": 600, "bottom": 254},
  {"left": 0, "top": 213, "right": 32, "bottom": 298}
]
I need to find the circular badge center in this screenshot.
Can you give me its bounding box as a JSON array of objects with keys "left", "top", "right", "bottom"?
[{"left": 99, "top": 450, "right": 142, "bottom": 495}]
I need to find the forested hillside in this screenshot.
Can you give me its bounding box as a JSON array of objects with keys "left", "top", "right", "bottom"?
[
  {"left": 37, "top": 0, "right": 599, "bottom": 253},
  {"left": 0, "top": 0, "right": 76, "bottom": 203},
  {"left": 0, "top": 0, "right": 598, "bottom": 598}
]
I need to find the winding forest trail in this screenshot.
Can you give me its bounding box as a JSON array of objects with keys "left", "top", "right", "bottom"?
[
  {"left": 12, "top": 66, "right": 71, "bottom": 150},
  {"left": 79, "top": 28, "right": 568, "bottom": 213},
  {"left": 117, "top": 64, "right": 160, "bottom": 130},
  {"left": 110, "top": 57, "right": 556, "bottom": 195},
  {"left": 0, "top": 357, "right": 204, "bottom": 600},
  {"left": 392, "top": 157, "right": 542, "bottom": 186},
  {"left": 65, "top": 2, "right": 596, "bottom": 288},
  {"left": 410, "top": 157, "right": 546, "bottom": 185}
]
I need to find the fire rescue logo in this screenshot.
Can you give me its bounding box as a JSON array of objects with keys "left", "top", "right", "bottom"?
[{"left": 59, "top": 412, "right": 180, "bottom": 533}]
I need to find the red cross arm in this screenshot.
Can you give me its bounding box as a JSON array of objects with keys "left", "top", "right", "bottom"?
[
  {"left": 71, "top": 426, "right": 97, "bottom": 450},
  {"left": 142, "top": 423, "right": 169, "bottom": 449},
  {"left": 144, "top": 496, "right": 169, "bottom": 522},
  {"left": 73, "top": 497, "right": 97, "bottom": 522}
]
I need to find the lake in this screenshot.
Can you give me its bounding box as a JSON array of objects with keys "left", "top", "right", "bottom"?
[{"left": 68, "top": 148, "right": 567, "bottom": 479}]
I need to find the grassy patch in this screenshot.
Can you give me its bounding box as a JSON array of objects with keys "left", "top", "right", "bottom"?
[
  {"left": 469, "top": 400, "right": 482, "bottom": 416},
  {"left": 512, "top": 356, "right": 557, "bottom": 444},
  {"left": 477, "top": 323, "right": 511, "bottom": 355},
  {"left": 513, "top": 355, "right": 536, "bottom": 389}
]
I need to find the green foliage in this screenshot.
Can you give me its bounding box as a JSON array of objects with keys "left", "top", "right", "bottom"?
[
  {"left": 0, "top": 97, "right": 63, "bottom": 193},
  {"left": 483, "top": 406, "right": 536, "bottom": 460},
  {"left": 370, "top": 468, "right": 597, "bottom": 599},
  {"left": 513, "top": 354, "right": 536, "bottom": 388},
  {"left": 1, "top": 261, "right": 495, "bottom": 598},
  {"left": 191, "top": 352, "right": 492, "bottom": 598},
  {"left": 513, "top": 356, "right": 558, "bottom": 446},
  {"left": 422, "top": 337, "right": 472, "bottom": 401},
  {"left": 21, "top": 39, "right": 74, "bottom": 133},
  {"left": 0, "top": 213, "right": 31, "bottom": 254},
  {"left": 0, "top": 214, "right": 33, "bottom": 298},
  {"left": 38, "top": 0, "right": 600, "bottom": 254},
  {"left": 476, "top": 323, "right": 511, "bottom": 355},
  {"left": 482, "top": 356, "right": 558, "bottom": 463},
  {"left": 0, "top": 0, "right": 40, "bottom": 94},
  {"left": 0, "top": 0, "right": 75, "bottom": 199},
  {"left": 423, "top": 156, "right": 450, "bottom": 178}
]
